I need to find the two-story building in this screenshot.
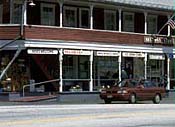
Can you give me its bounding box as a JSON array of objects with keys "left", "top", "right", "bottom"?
[{"left": 0, "top": 0, "right": 174, "bottom": 93}]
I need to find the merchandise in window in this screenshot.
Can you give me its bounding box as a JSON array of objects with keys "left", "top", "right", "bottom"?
[
  {"left": 147, "top": 15, "right": 157, "bottom": 34},
  {"left": 41, "top": 3, "right": 55, "bottom": 26},
  {"left": 104, "top": 10, "right": 116, "bottom": 30},
  {"left": 79, "top": 8, "right": 89, "bottom": 28},
  {"left": 63, "top": 7, "right": 77, "bottom": 27},
  {"left": 123, "top": 12, "right": 134, "bottom": 32}
]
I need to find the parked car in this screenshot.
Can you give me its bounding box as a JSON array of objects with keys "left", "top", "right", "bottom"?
[{"left": 100, "top": 79, "right": 166, "bottom": 104}]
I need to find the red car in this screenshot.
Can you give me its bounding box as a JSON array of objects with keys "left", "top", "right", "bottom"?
[{"left": 100, "top": 79, "right": 166, "bottom": 104}]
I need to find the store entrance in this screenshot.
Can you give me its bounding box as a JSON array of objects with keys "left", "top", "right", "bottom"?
[{"left": 122, "top": 57, "right": 133, "bottom": 79}]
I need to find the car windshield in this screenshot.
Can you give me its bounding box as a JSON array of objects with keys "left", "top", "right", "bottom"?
[{"left": 118, "top": 79, "right": 138, "bottom": 88}]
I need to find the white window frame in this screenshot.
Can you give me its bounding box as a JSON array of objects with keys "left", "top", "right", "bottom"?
[
  {"left": 147, "top": 15, "right": 157, "bottom": 34},
  {"left": 40, "top": 3, "right": 55, "bottom": 26},
  {"left": 123, "top": 12, "right": 135, "bottom": 32},
  {"left": 63, "top": 6, "right": 77, "bottom": 27},
  {"left": 104, "top": 10, "right": 116, "bottom": 30},
  {"left": 79, "top": 8, "right": 90, "bottom": 28},
  {"left": 0, "top": 4, "right": 3, "bottom": 24}
]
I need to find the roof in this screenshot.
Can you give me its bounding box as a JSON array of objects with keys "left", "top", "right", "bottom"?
[{"left": 89, "top": 0, "right": 174, "bottom": 11}]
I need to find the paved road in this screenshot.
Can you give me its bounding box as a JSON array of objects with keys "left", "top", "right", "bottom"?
[{"left": 0, "top": 104, "right": 175, "bottom": 127}]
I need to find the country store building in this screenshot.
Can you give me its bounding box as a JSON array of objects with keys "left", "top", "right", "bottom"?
[{"left": 0, "top": 0, "right": 175, "bottom": 94}]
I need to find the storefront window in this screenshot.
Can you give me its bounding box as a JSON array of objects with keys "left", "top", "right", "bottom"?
[
  {"left": 41, "top": 3, "right": 55, "bottom": 26},
  {"left": 133, "top": 58, "right": 144, "bottom": 79},
  {"left": 93, "top": 56, "right": 118, "bottom": 91},
  {"left": 170, "top": 59, "right": 175, "bottom": 89},
  {"left": 63, "top": 55, "right": 90, "bottom": 92},
  {"left": 147, "top": 59, "right": 164, "bottom": 82}
]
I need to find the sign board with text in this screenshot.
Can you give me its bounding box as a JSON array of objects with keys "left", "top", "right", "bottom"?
[
  {"left": 95, "top": 51, "right": 119, "bottom": 56},
  {"left": 27, "top": 49, "right": 58, "bottom": 54},
  {"left": 64, "top": 50, "right": 91, "bottom": 55}
]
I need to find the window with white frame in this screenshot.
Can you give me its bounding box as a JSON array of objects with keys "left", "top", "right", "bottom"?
[
  {"left": 104, "top": 10, "right": 116, "bottom": 30},
  {"left": 63, "top": 6, "right": 77, "bottom": 27},
  {"left": 12, "top": 1, "right": 22, "bottom": 24},
  {"left": 123, "top": 12, "right": 134, "bottom": 32},
  {"left": 79, "top": 8, "right": 89, "bottom": 28},
  {"left": 147, "top": 15, "right": 157, "bottom": 34},
  {"left": 41, "top": 3, "right": 55, "bottom": 26},
  {"left": 0, "top": 4, "right": 3, "bottom": 24}
]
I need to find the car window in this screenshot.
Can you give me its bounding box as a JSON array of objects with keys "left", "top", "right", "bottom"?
[{"left": 144, "top": 80, "right": 157, "bottom": 88}]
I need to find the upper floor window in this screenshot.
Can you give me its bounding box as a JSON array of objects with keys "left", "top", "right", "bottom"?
[
  {"left": 0, "top": 4, "right": 2, "bottom": 24},
  {"left": 104, "top": 10, "right": 116, "bottom": 30},
  {"left": 147, "top": 15, "right": 157, "bottom": 34},
  {"left": 63, "top": 6, "right": 77, "bottom": 27},
  {"left": 41, "top": 3, "right": 55, "bottom": 26},
  {"left": 123, "top": 12, "right": 134, "bottom": 32},
  {"left": 12, "top": 1, "right": 22, "bottom": 24},
  {"left": 79, "top": 8, "right": 89, "bottom": 28}
]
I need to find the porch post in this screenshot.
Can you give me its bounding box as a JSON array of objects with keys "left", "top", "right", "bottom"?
[
  {"left": 144, "top": 53, "right": 147, "bottom": 79},
  {"left": 59, "top": 49, "right": 63, "bottom": 92},
  {"left": 167, "top": 57, "right": 170, "bottom": 90},
  {"left": 90, "top": 5, "right": 94, "bottom": 30},
  {"left": 89, "top": 50, "right": 93, "bottom": 91},
  {"left": 144, "top": 12, "right": 147, "bottom": 34},
  {"left": 118, "top": 8, "right": 122, "bottom": 32},
  {"left": 119, "top": 52, "right": 122, "bottom": 82},
  {"left": 23, "top": 0, "right": 27, "bottom": 25},
  {"left": 167, "top": 15, "right": 171, "bottom": 36},
  {"left": 59, "top": 1, "right": 63, "bottom": 28}
]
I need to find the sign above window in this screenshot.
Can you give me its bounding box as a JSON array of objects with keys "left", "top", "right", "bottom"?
[
  {"left": 95, "top": 51, "right": 119, "bottom": 56},
  {"left": 64, "top": 50, "right": 91, "bottom": 55},
  {"left": 122, "top": 52, "right": 145, "bottom": 57},
  {"left": 149, "top": 54, "right": 165, "bottom": 60},
  {"left": 27, "top": 49, "right": 58, "bottom": 54},
  {"left": 144, "top": 36, "right": 174, "bottom": 45}
]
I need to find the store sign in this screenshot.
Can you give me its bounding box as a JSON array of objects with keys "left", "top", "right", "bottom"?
[
  {"left": 64, "top": 50, "right": 91, "bottom": 55},
  {"left": 122, "top": 52, "right": 145, "bottom": 57},
  {"left": 27, "top": 49, "right": 58, "bottom": 54},
  {"left": 95, "top": 51, "right": 119, "bottom": 56},
  {"left": 149, "top": 54, "right": 165, "bottom": 60},
  {"left": 144, "top": 36, "right": 174, "bottom": 45}
]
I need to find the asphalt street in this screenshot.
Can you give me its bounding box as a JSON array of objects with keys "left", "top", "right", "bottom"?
[{"left": 0, "top": 104, "right": 175, "bottom": 127}]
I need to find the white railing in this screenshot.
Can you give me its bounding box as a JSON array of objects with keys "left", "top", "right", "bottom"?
[{"left": 22, "top": 79, "right": 60, "bottom": 97}]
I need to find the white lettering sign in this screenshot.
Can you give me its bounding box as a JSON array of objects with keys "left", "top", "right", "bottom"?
[
  {"left": 27, "top": 49, "right": 58, "bottom": 54},
  {"left": 95, "top": 51, "right": 119, "bottom": 56},
  {"left": 64, "top": 50, "right": 91, "bottom": 55},
  {"left": 122, "top": 52, "right": 145, "bottom": 57},
  {"left": 149, "top": 54, "right": 165, "bottom": 60}
]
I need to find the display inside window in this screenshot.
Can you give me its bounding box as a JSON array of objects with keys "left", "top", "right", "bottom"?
[
  {"left": 41, "top": 3, "right": 55, "bottom": 26},
  {"left": 104, "top": 10, "right": 116, "bottom": 30},
  {"left": 79, "top": 8, "right": 89, "bottom": 28},
  {"left": 123, "top": 12, "right": 134, "bottom": 32},
  {"left": 63, "top": 7, "right": 77, "bottom": 27}
]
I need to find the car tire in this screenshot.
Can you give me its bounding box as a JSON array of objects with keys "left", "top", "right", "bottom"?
[
  {"left": 129, "top": 94, "right": 136, "bottom": 104},
  {"left": 104, "top": 100, "right": 111, "bottom": 104},
  {"left": 153, "top": 94, "right": 161, "bottom": 104}
]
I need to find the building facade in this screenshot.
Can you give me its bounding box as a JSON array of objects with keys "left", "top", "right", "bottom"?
[{"left": 0, "top": 0, "right": 175, "bottom": 93}]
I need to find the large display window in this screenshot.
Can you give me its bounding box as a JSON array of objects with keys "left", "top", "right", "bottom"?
[
  {"left": 63, "top": 55, "right": 90, "bottom": 92},
  {"left": 93, "top": 56, "right": 119, "bottom": 91}
]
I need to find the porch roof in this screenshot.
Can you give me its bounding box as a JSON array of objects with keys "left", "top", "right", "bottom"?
[{"left": 89, "top": 0, "right": 174, "bottom": 11}]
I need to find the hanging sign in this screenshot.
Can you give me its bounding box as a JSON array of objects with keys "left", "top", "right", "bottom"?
[
  {"left": 27, "top": 49, "right": 58, "bottom": 54},
  {"left": 64, "top": 49, "right": 91, "bottom": 55},
  {"left": 95, "top": 51, "right": 119, "bottom": 56},
  {"left": 149, "top": 54, "right": 165, "bottom": 60},
  {"left": 122, "top": 52, "right": 145, "bottom": 57}
]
